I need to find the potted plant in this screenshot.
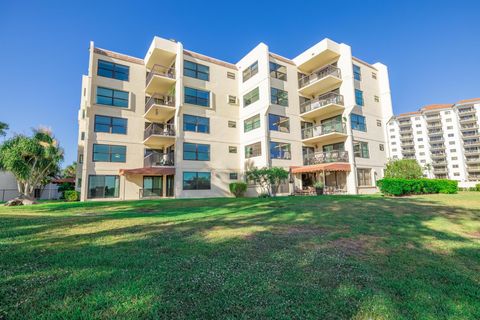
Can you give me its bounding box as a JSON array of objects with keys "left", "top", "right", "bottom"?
[{"left": 313, "top": 181, "right": 324, "bottom": 195}]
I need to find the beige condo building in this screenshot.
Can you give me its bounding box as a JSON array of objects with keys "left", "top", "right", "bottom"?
[{"left": 76, "top": 36, "right": 393, "bottom": 201}]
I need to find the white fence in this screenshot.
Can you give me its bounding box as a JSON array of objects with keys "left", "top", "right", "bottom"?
[{"left": 0, "top": 187, "right": 60, "bottom": 202}]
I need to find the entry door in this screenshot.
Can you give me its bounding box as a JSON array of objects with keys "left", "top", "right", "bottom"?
[
  {"left": 143, "top": 176, "right": 163, "bottom": 197},
  {"left": 166, "top": 175, "right": 174, "bottom": 197}
]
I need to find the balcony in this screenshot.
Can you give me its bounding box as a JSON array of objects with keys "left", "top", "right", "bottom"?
[
  {"left": 433, "top": 168, "right": 448, "bottom": 174},
  {"left": 432, "top": 161, "right": 447, "bottom": 166},
  {"left": 425, "top": 113, "right": 441, "bottom": 119},
  {"left": 400, "top": 127, "right": 413, "bottom": 134},
  {"left": 465, "top": 148, "right": 480, "bottom": 155},
  {"left": 301, "top": 122, "right": 347, "bottom": 144},
  {"left": 429, "top": 137, "right": 444, "bottom": 143},
  {"left": 460, "top": 123, "right": 479, "bottom": 130},
  {"left": 466, "top": 156, "right": 480, "bottom": 164},
  {"left": 303, "top": 151, "right": 349, "bottom": 165},
  {"left": 145, "top": 64, "right": 176, "bottom": 95},
  {"left": 144, "top": 151, "right": 174, "bottom": 167},
  {"left": 427, "top": 122, "right": 442, "bottom": 128},
  {"left": 144, "top": 94, "right": 176, "bottom": 122},
  {"left": 430, "top": 144, "right": 445, "bottom": 151},
  {"left": 299, "top": 92, "right": 344, "bottom": 119},
  {"left": 398, "top": 119, "right": 411, "bottom": 125},
  {"left": 428, "top": 129, "right": 442, "bottom": 136},
  {"left": 459, "top": 115, "right": 477, "bottom": 123},
  {"left": 400, "top": 134, "right": 413, "bottom": 140},
  {"left": 462, "top": 131, "right": 480, "bottom": 138},
  {"left": 402, "top": 140, "right": 414, "bottom": 147},
  {"left": 468, "top": 174, "right": 480, "bottom": 181},
  {"left": 458, "top": 107, "right": 476, "bottom": 115},
  {"left": 463, "top": 139, "right": 480, "bottom": 147},
  {"left": 143, "top": 123, "right": 175, "bottom": 147},
  {"left": 431, "top": 152, "right": 446, "bottom": 159},
  {"left": 298, "top": 65, "right": 342, "bottom": 96}
]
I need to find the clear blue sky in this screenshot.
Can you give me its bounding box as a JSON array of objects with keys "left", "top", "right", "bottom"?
[{"left": 1, "top": 0, "right": 479, "bottom": 166}]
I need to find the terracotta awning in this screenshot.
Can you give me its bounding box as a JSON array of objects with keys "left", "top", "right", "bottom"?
[
  {"left": 119, "top": 167, "right": 175, "bottom": 176},
  {"left": 291, "top": 163, "right": 351, "bottom": 174}
]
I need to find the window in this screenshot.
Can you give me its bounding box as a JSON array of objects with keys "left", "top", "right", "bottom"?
[
  {"left": 79, "top": 154, "right": 84, "bottom": 163},
  {"left": 420, "top": 152, "right": 425, "bottom": 156},
  {"left": 379, "top": 144, "right": 384, "bottom": 151},
  {"left": 244, "top": 114, "right": 261, "bottom": 132},
  {"left": 271, "top": 87, "right": 288, "bottom": 106},
  {"left": 448, "top": 133, "right": 454, "bottom": 137},
  {"left": 419, "top": 145, "right": 424, "bottom": 148},
  {"left": 88, "top": 175, "right": 120, "bottom": 199},
  {"left": 420, "top": 160, "right": 425, "bottom": 163},
  {"left": 184, "top": 87, "right": 210, "bottom": 107},
  {"left": 228, "top": 95, "right": 237, "bottom": 104},
  {"left": 183, "top": 114, "right": 209, "bottom": 133},
  {"left": 392, "top": 142, "right": 397, "bottom": 145},
  {"left": 183, "top": 143, "right": 210, "bottom": 161},
  {"left": 97, "top": 60, "right": 129, "bottom": 81},
  {"left": 445, "top": 111, "right": 451, "bottom": 114},
  {"left": 355, "top": 89, "right": 364, "bottom": 106},
  {"left": 227, "top": 71, "right": 235, "bottom": 79},
  {"left": 270, "top": 141, "right": 291, "bottom": 159},
  {"left": 229, "top": 173, "right": 238, "bottom": 180},
  {"left": 447, "top": 126, "right": 453, "bottom": 130},
  {"left": 415, "top": 117, "right": 420, "bottom": 120},
  {"left": 184, "top": 60, "right": 209, "bottom": 81},
  {"left": 372, "top": 72, "right": 377, "bottom": 79},
  {"left": 452, "top": 157, "right": 458, "bottom": 160},
  {"left": 78, "top": 178, "right": 82, "bottom": 188},
  {"left": 353, "top": 64, "right": 361, "bottom": 81},
  {"left": 81, "top": 132, "right": 85, "bottom": 140},
  {"left": 417, "top": 138, "right": 423, "bottom": 142},
  {"left": 93, "top": 144, "right": 126, "bottom": 162},
  {"left": 229, "top": 146, "right": 237, "bottom": 153},
  {"left": 390, "top": 129, "right": 395, "bottom": 132},
  {"left": 245, "top": 142, "right": 261, "bottom": 158},
  {"left": 228, "top": 121, "right": 236, "bottom": 128},
  {"left": 449, "top": 141, "right": 455, "bottom": 145},
  {"left": 450, "top": 149, "right": 456, "bottom": 153},
  {"left": 446, "top": 118, "right": 452, "bottom": 122},
  {"left": 243, "top": 61, "right": 258, "bottom": 82},
  {"left": 183, "top": 172, "right": 211, "bottom": 190},
  {"left": 94, "top": 115, "right": 127, "bottom": 134},
  {"left": 96, "top": 87, "right": 129, "bottom": 107},
  {"left": 351, "top": 114, "right": 367, "bottom": 132},
  {"left": 392, "top": 148, "right": 397, "bottom": 152},
  {"left": 454, "top": 172, "right": 460, "bottom": 177},
  {"left": 353, "top": 141, "right": 369, "bottom": 158},
  {"left": 416, "top": 124, "right": 421, "bottom": 127},
  {"left": 268, "top": 114, "right": 290, "bottom": 133},
  {"left": 417, "top": 131, "right": 422, "bottom": 134},
  {"left": 243, "top": 87, "right": 259, "bottom": 107},
  {"left": 377, "top": 120, "right": 382, "bottom": 127},
  {"left": 453, "top": 164, "right": 459, "bottom": 168},
  {"left": 357, "top": 168, "right": 372, "bottom": 186},
  {"left": 374, "top": 95, "right": 380, "bottom": 102},
  {"left": 270, "top": 62, "right": 287, "bottom": 80},
  {"left": 143, "top": 176, "right": 163, "bottom": 197}
]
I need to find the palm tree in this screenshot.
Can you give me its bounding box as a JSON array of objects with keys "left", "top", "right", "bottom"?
[{"left": 0, "top": 122, "right": 8, "bottom": 136}]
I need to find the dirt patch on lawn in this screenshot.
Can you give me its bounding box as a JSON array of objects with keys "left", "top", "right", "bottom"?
[
  {"left": 465, "top": 231, "right": 480, "bottom": 239},
  {"left": 327, "top": 235, "right": 387, "bottom": 257},
  {"left": 271, "top": 225, "right": 329, "bottom": 237}
]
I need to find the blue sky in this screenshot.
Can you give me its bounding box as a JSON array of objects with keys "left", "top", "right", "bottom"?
[{"left": 1, "top": 0, "right": 479, "bottom": 166}]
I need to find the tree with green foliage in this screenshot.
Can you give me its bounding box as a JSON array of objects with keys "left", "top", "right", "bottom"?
[
  {"left": 0, "top": 128, "right": 64, "bottom": 200},
  {"left": 62, "top": 162, "right": 77, "bottom": 178},
  {"left": 246, "top": 167, "right": 289, "bottom": 196},
  {"left": 0, "top": 122, "right": 8, "bottom": 136},
  {"left": 384, "top": 159, "right": 423, "bottom": 180}
]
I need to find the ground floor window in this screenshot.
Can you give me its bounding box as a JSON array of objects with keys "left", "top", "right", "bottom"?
[
  {"left": 357, "top": 168, "right": 372, "bottom": 187},
  {"left": 183, "top": 172, "right": 211, "bottom": 190},
  {"left": 142, "top": 176, "right": 163, "bottom": 197},
  {"left": 88, "top": 175, "right": 120, "bottom": 199}
]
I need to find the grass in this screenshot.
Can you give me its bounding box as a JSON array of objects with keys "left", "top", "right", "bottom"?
[{"left": 0, "top": 193, "right": 479, "bottom": 319}]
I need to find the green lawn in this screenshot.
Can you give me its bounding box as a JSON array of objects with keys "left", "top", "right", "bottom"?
[{"left": 0, "top": 193, "right": 479, "bottom": 319}]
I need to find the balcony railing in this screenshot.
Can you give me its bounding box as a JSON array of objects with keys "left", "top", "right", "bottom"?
[
  {"left": 459, "top": 115, "right": 477, "bottom": 122},
  {"left": 432, "top": 161, "right": 447, "bottom": 166},
  {"left": 465, "top": 148, "right": 480, "bottom": 155},
  {"left": 400, "top": 127, "right": 413, "bottom": 133},
  {"left": 458, "top": 108, "right": 475, "bottom": 114},
  {"left": 145, "top": 94, "right": 175, "bottom": 113},
  {"left": 146, "top": 64, "right": 176, "bottom": 85},
  {"left": 431, "top": 152, "right": 446, "bottom": 158},
  {"left": 400, "top": 134, "right": 413, "bottom": 140},
  {"left": 466, "top": 156, "right": 480, "bottom": 163},
  {"left": 428, "top": 129, "right": 442, "bottom": 135},
  {"left": 140, "top": 188, "right": 163, "bottom": 198},
  {"left": 301, "top": 122, "right": 347, "bottom": 140},
  {"left": 144, "top": 123, "right": 175, "bottom": 140},
  {"left": 299, "top": 92, "right": 344, "bottom": 114},
  {"left": 144, "top": 152, "right": 174, "bottom": 167},
  {"left": 303, "top": 151, "right": 349, "bottom": 165},
  {"left": 464, "top": 139, "right": 480, "bottom": 146},
  {"left": 425, "top": 113, "right": 441, "bottom": 119},
  {"left": 298, "top": 65, "right": 341, "bottom": 89},
  {"left": 402, "top": 140, "right": 414, "bottom": 146},
  {"left": 427, "top": 122, "right": 442, "bottom": 128},
  {"left": 429, "top": 137, "right": 444, "bottom": 143},
  {"left": 430, "top": 144, "right": 445, "bottom": 150},
  {"left": 461, "top": 124, "right": 479, "bottom": 130},
  {"left": 468, "top": 174, "right": 480, "bottom": 180},
  {"left": 398, "top": 119, "right": 411, "bottom": 125}
]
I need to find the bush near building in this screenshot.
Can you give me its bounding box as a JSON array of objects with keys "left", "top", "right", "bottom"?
[
  {"left": 64, "top": 190, "right": 80, "bottom": 202},
  {"left": 377, "top": 178, "right": 458, "bottom": 196},
  {"left": 229, "top": 182, "right": 247, "bottom": 198}
]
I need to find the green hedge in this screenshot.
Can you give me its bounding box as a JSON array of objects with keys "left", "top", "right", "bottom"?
[
  {"left": 229, "top": 182, "right": 247, "bottom": 198},
  {"left": 377, "top": 178, "right": 458, "bottom": 196},
  {"left": 64, "top": 190, "right": 80, "bottom": 202}
]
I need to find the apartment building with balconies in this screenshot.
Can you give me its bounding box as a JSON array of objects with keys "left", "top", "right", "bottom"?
[
  {"left": 76, "top": 36, "right": 393, "bottom": 201},
  {"left": 387, "top": 98, "right": 480, "bottom": 187}
]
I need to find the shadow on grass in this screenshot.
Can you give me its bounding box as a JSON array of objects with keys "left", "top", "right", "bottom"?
[{"left": 0, "top": 195, "right": 479, "bottom": 319}]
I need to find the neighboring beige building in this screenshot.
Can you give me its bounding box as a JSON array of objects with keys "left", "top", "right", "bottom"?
[
  {"left": 76, "top": 36, "right": 393, "bottom": 201},
  {"left": 387, "top": 98, "right": 480, "bottom": 188}
]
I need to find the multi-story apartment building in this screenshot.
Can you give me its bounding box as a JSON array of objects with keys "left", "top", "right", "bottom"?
[
  {"left": 76, "top": 36, "right": 393, "bottom": 201},
  {"left": 387, "top": 98, "right": 480, "bottom": 187}
]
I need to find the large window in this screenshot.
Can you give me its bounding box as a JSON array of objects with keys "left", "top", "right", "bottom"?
[
  {"left": 88, "top": 175, "right": 119, "bottom": 199},
  {"left": 97, "top": 60, "right": 129, "bottom": 81},
  {"left": 184, "top": 60, "right": 209, "bottom": 81},
  {"left": 353, "top": 141, "right": 369, "bottom": 158},
  {"left": 271, "top": 87, "right": 288, "bottom": 106},
  {"left": 353, "top": 64, "right": 361, "bottom": 81},
  {"left": 183, "top": 143, "right": 210, "bottom": 161},
  {"left": 96, "top": 87, "right": 129, "bottom": 108},
  {"left": 184, "top": 87, "right": 210, "bottom": 107},
  {"left": 270, "top": 141, "right": 291, "bottom": 160},
  {"left": 243, "top": 61, "right": 258, "bottom": 82},
  {"left": 351, "top": 114, "right": 367, "bottom": 132},
  {"left": 269, "top": 62, "right": 287, "bottom": 80},
  {"left": 92, "top": 144, "right": 126, "bottom": 162},
  {"left": 244, "top": 114, "right": 261, "bottom": 132},
  {"left": 183, "top": 114, "right": 209, "bottom": 133},
  {"left": 245, "top": 142, "right": 261, "bottom": 158},
  {"left": 243, "top": 87, "right": 259, "bottom": 107},
  {"left": 357, "top": 168, "right": 372, "bottom": 186},
  {"left": 143, "top": 176, "right": 163, "bottom": 197},
  {"left": 183, "top": 172, "right": 211, "bottom": 190},
  {"left": 268, "top": 114, "right": 289, "bottom": 133},
  {"left": 94, "top": 115, "right": 127, "bottom": 134},
  {"left": 355, "top": 89, "right": 364, "bottom": 106}
]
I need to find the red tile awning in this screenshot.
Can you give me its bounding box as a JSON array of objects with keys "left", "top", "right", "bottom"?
[
  {"left": 291, "top": 163, "right": 351, "bottom": 174},
  {"left": 119, "top": 167, "right": 175, "bottom": 176}
]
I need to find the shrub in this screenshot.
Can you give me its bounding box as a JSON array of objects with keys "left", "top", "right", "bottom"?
[
  {"left": 64, "top": 190, "right": 79, "bottom": 202},
  {"left": 377, "top": 178, "right": 458, "bottom": 196},
  {"left": 468, "top": 187, "right": 477, "bottom": 192},
  {"left": 229, "top": 182, "right": 247, "bottom": 198},
  {"left": 476, "top": 183, "right": 480, "bottom": 191},
  {"left": 384, "top": 159, "right": 423, "bottom": 179}
]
